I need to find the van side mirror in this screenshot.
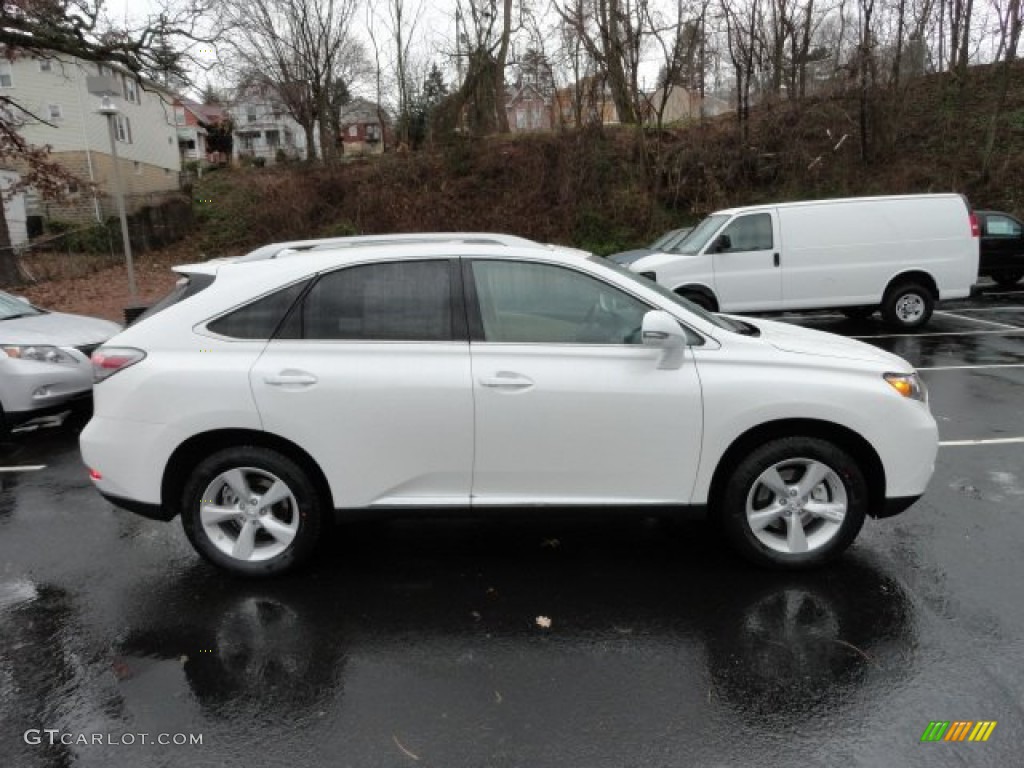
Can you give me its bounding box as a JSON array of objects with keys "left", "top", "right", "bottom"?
[
  {"left": 713, "top": 234, "right": 731, "bottom": 253},
  {"left": 642, "top": 310, "right": 687, "bottom": 369}
]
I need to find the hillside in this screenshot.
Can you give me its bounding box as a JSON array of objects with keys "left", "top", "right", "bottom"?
[{"left": 192, "top": 62, "right": 1024, "bottom": 256}]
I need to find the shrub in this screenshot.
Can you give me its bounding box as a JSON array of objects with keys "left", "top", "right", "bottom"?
[{"left": 253, "top": 157, "right": 266, "bottom": 168}]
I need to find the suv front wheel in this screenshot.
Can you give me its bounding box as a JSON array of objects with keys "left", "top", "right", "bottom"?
[
  {"left": 181, "top": 446, "right": 323, "bottom": 577},
  {"left": 719, "top": 437, "right": 868, "bottom": 569}
]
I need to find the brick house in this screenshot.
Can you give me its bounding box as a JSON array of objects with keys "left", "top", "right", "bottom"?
[
  {"left": 1, "top": 54, "right": 183, "bottom": 238},
  {"left": 339, "top": 99, "right": 389, "bottom": 155},
  {"left": 173, "top": 99, "right": 229, "bottom": 166},
  {"left": 506, "top": 83, "right": 553, "bottom": 133}
]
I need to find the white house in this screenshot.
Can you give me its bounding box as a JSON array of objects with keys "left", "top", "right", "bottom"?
[
  {"left": 228, "top": 87, "right": 314, "bottom": 164},
  {"left": 0, "top": 54, "right": 182, "bottom": 236}
]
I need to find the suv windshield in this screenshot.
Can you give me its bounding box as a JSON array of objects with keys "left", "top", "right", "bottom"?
[
  {"left": 0, "top": 292, "right": 43, "bottom": 320},
  {"left": 674, "top": 214, "right": 730, "bottom": 255},
  {"left": 591, "top": 256, "right": 752, "bottom": 335}
]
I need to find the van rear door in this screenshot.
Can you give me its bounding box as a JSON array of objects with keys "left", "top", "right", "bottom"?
[{"left": 710, "top": 211, "right": 782, "bottom": 311}]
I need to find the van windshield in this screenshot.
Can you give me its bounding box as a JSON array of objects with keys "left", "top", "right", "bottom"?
[{"left": 674, "top": 214, "right": 729, "bottom": 255}]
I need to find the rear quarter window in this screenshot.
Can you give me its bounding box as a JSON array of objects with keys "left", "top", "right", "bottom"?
[
  {"left": 207, "top": 280, "right": 310, "bottom": 339},
  {"left": 135, "top": 273, "right": 215, "bottom": 323}
]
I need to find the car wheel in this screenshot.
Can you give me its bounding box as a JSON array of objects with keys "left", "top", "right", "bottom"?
[
  {"left": 718, "top": 436, "right": 867, "bottom": 569},
  {"left": 841, "top": 306, "right": 875, "bottom": 320},
  {"left": 993, "top": 271, "right": 1023, "bottom": 289},
  {"left": 180, "top": 446, "right": 323, "bottom": 577},
  {"left": 881, "top": 281, "right": 934, "bottom": 329}
]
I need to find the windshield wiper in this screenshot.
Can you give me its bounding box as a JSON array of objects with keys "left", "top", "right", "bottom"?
[{"left": 0, "top": 312, "right": 36, "bottom": 321}]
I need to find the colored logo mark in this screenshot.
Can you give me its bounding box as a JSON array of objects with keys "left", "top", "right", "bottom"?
[{"left": 921, "top": 721, "right": 997, "bottom": 742}]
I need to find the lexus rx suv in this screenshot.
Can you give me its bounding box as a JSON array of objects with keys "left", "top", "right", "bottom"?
[{"left": 80, "top": 235, "right": 938, "bottom": 576}]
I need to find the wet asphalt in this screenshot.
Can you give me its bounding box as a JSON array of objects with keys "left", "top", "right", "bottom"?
[{"left": 2, "top": 286, "right": 1023, "bottom": 768}]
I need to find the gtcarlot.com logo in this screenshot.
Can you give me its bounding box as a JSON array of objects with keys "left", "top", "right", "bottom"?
[
  {"left": 24, "top": 729, "right": 203, "bottom": 746},
  {"left": 921, "top": 721, "right": 997, "bottom": 743}
]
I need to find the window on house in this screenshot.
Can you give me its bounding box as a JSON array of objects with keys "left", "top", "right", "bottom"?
[
  {"left": 246, "top": 107, "right": 257, "bottom": 124},
  {"left": 174, "top": 106, "right": 186, "bottom": 125},
  {"left": 266, "top": 130, "right": 280, "bottom": 147},
  {"left": 134, "top": 161, "right": 142, "bottom": 175},
  {"left": 0, "top": 62, "right": 12, "bottom": 88},
  {"left": 185, "top": 139, "right": 196, "bottom": 150},
  {"left": 66, "top": 180, "right": 79, "bottom": 195},
  {"left": 47, "top": 104, "right": 63, "bottom": 121},
  {"left": 115, "top": 115, "right": 132, "bottom": 143},
  {"left": 38, "top": 59, "right": 53, "bottom": 73},
  {"left": 124, "top": 77, "right": 138, "bottom": 103},
  {"left": 366, "top": 124, "right": 380, "bottom": 141}
]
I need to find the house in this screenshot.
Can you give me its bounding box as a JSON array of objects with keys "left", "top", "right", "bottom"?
[
  {"left": 339, "top": 99, "right": 389, "bottom": 155},
  {"left": 555, "top": 77, "right": 621, "bottom": 128},
  {"left": 642, "top": 85, "right": 734, "bottom": 124},
  {"left": 0, "top": 54, "right": 183, "bottom": 236},
  {"left": 227, "top": 87, "right": 310, "bottom": 164},
  {"left": 506, "top": 83, "right": 553, "bottom": 133},
  {"left": 173, "top": 99, "right": 229, "bottom": 166}
]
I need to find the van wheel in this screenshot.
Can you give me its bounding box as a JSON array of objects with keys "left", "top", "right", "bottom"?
[
  {"left": 180, "top": 446, "right": 323, "bottom": 577},
  {"left": 841, "top": 306, "right": 875, "bottom": 321},
  {"left": 881, "top": 281, "right": 934, "bottom": 329},
  {"left": 677, "top": 288, "right": 717, "bottom": 312},
  {"left": 993, "top": 271, "right": 1023, "bottom": 288},
  {"left": 718, "top": 437, "right": 867, "bottom": 569}
]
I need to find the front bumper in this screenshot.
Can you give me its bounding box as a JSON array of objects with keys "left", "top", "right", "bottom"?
[{"left": 5, "top": 392, "right": 91, "bottom": 430}]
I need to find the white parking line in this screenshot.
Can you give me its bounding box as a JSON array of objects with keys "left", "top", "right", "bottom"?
[
  {"left": 939, "top": 437, "right": 1024, "bottom": 447},
  {"left": 0, "top": 465, "right": 46, "bottom": 472},
  {"left": 935, "top": 310, "right": 1021, "bottom": 330},
  {"left": 946, "top": 306, "right": 1024, "bottom": 312},
  {"left": 851, "top": 329, "right": 1024, "bottom": 339},
  {"left": 918, "top": 363, "right": 1024, "bottom": 371}
]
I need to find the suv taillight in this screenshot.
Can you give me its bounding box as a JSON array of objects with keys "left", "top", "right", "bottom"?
[
  {"left": 92, "top": 347, "right": 146, "bottom": 382},
  {"left": 969, "top": 212, "right": 980, "bottom": 237}
]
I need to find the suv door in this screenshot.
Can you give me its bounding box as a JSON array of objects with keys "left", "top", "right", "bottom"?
[
  {"left": 708, "top": 212, "right": 782, "bottom": 311},
  {"left": 249, "top": 259, "right": 474, "bottom": 508},
  {"left": 465, "top": 258, "right": 704, "bottom": 505}
]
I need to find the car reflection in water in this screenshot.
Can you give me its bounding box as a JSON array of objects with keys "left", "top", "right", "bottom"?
[{"left": 112, "top": 519, "right": 914, "bottom": 753}]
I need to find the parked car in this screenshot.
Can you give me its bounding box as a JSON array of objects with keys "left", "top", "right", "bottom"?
[
  {"left": 0, "top": 292, "right": 121, "bottom": 432},
  {"left": 80, "top": 237, "right": 937, "bottom": 576},
  {"left": 976, "top": 210, "right": 1024, "bottom": 288},
  {"left": 609, "top": 227, "right": 694, "bottom": 266},
  {"left": 629, "top": 194, "right": 979, "bottom": 328}
]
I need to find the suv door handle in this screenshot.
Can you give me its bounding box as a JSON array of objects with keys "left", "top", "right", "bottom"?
[
  {"left": 479, "top": 372, "right": 534, "bottom": 389},
  {"left": 264, "top": 371, "right": 318, "bottom": 386},
  {"left": 773, "top": 252, "right": 780, "bottom": 267}
]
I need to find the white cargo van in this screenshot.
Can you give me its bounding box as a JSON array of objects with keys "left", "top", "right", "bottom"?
[{"left": 629, "top": 194, "right": 979, "bottom": 328}]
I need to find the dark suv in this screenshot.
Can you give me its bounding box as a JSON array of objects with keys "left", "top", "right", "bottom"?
[{"left": 977, "top": 210, "right": 1024, "bottom": 288}]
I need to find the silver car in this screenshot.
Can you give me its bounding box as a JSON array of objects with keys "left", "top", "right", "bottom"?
[{"left": 0, "top": 292, "right": 121, "bottom": 432}]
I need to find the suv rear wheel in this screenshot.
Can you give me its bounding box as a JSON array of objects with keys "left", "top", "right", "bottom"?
[
  {"left": 718, "top": 436, "right": 867, "bottom": 569},
  {"left": 181, "top": 446, "right": 323, "bottom": 577}
]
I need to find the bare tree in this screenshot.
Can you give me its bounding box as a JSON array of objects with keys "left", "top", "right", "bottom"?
[
  {"left": 219, "top": 0, "right": 364, "bottom": 162},
  {"left": 449, "top": 0, "right": 518, "bottom": 134},
  {"left": 981, "top": 0, "right": 1023, "bottom": 177}
]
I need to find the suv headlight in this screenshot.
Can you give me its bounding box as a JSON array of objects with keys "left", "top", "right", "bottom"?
[
  {"left": 1, "top": 345, "right": 78, "bottom": 366},
  {"left": 884, "top": 372, "right": 927, "bottom": 402}
]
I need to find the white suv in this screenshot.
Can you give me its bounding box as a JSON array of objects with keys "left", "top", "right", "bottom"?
[{"left": 80, "top": 237, "right": 938, "bottom": 576}]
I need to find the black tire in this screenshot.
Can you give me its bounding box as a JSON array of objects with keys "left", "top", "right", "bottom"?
[
  {"left": 993, "top": 271, "right": 1023, "bottom": 289},
  {"left": 880, "top": 281, "right": 934, "bottom": 329},
  {"left": 841, "top": 306, "right": 875, "bottom": 321},
  {"left": 678, "top": 289, "right": 717, "bottom": 312},
  {"left": 717, "top": 436, "right": 868, "bottom": 569},
  {"left": 180, "top": 445, "right": 324, "bottom": 577}
]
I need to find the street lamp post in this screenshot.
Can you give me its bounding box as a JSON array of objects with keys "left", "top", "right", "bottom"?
[{"left": 96, "top": 94, "right": 138, "bottom": 306}]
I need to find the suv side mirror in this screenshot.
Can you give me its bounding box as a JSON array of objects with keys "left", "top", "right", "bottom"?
[
  {"left": 642, "top": 310, "right": 687, "bottom": 369},
  {"left": 713, "top": 234, "right": 732, "bottom": 253}
]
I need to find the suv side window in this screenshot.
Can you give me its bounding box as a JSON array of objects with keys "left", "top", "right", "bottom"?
[
  {"left": 207, "top": 279, "right": 309, "bottom": 339},
  {"left": 984, "top": 215, "right": 1022, "bottom": 237},
  {"left": 285, "top": 260, "right": 456, "bottom": 341},
  {"left": 718, "top": 213, "right": 773, "bottom": 252},
  {"left": 470, "top": 260, "right": 649, "bottom": 345}
]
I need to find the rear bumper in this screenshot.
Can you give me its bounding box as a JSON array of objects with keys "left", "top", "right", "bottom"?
[{"left": 99, "top": 491, "right": 175, "bottom": 522}]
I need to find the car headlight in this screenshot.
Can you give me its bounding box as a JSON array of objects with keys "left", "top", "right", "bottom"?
[
  {"left": 884, "top": 372, "right": 927, "bottom": 402},
  {"left": 1, "top": 345, "right": 78, "bottom": 365}
]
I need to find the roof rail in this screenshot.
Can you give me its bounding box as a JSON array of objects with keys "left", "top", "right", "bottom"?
[{"left": 234, "top": 232, "right": 546, "bottom": 262}]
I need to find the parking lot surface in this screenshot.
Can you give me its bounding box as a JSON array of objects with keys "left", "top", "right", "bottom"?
[{"left": 1, "top": 285, "right": 1023, "bottom": 768}]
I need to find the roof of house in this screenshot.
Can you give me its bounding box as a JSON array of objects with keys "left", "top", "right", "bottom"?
[
  {"left": 181, "top": 100, "right": 228, "bottom": 124},
  {"left": 339, "top": 98, "right": 389, "bottom": 125}
]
